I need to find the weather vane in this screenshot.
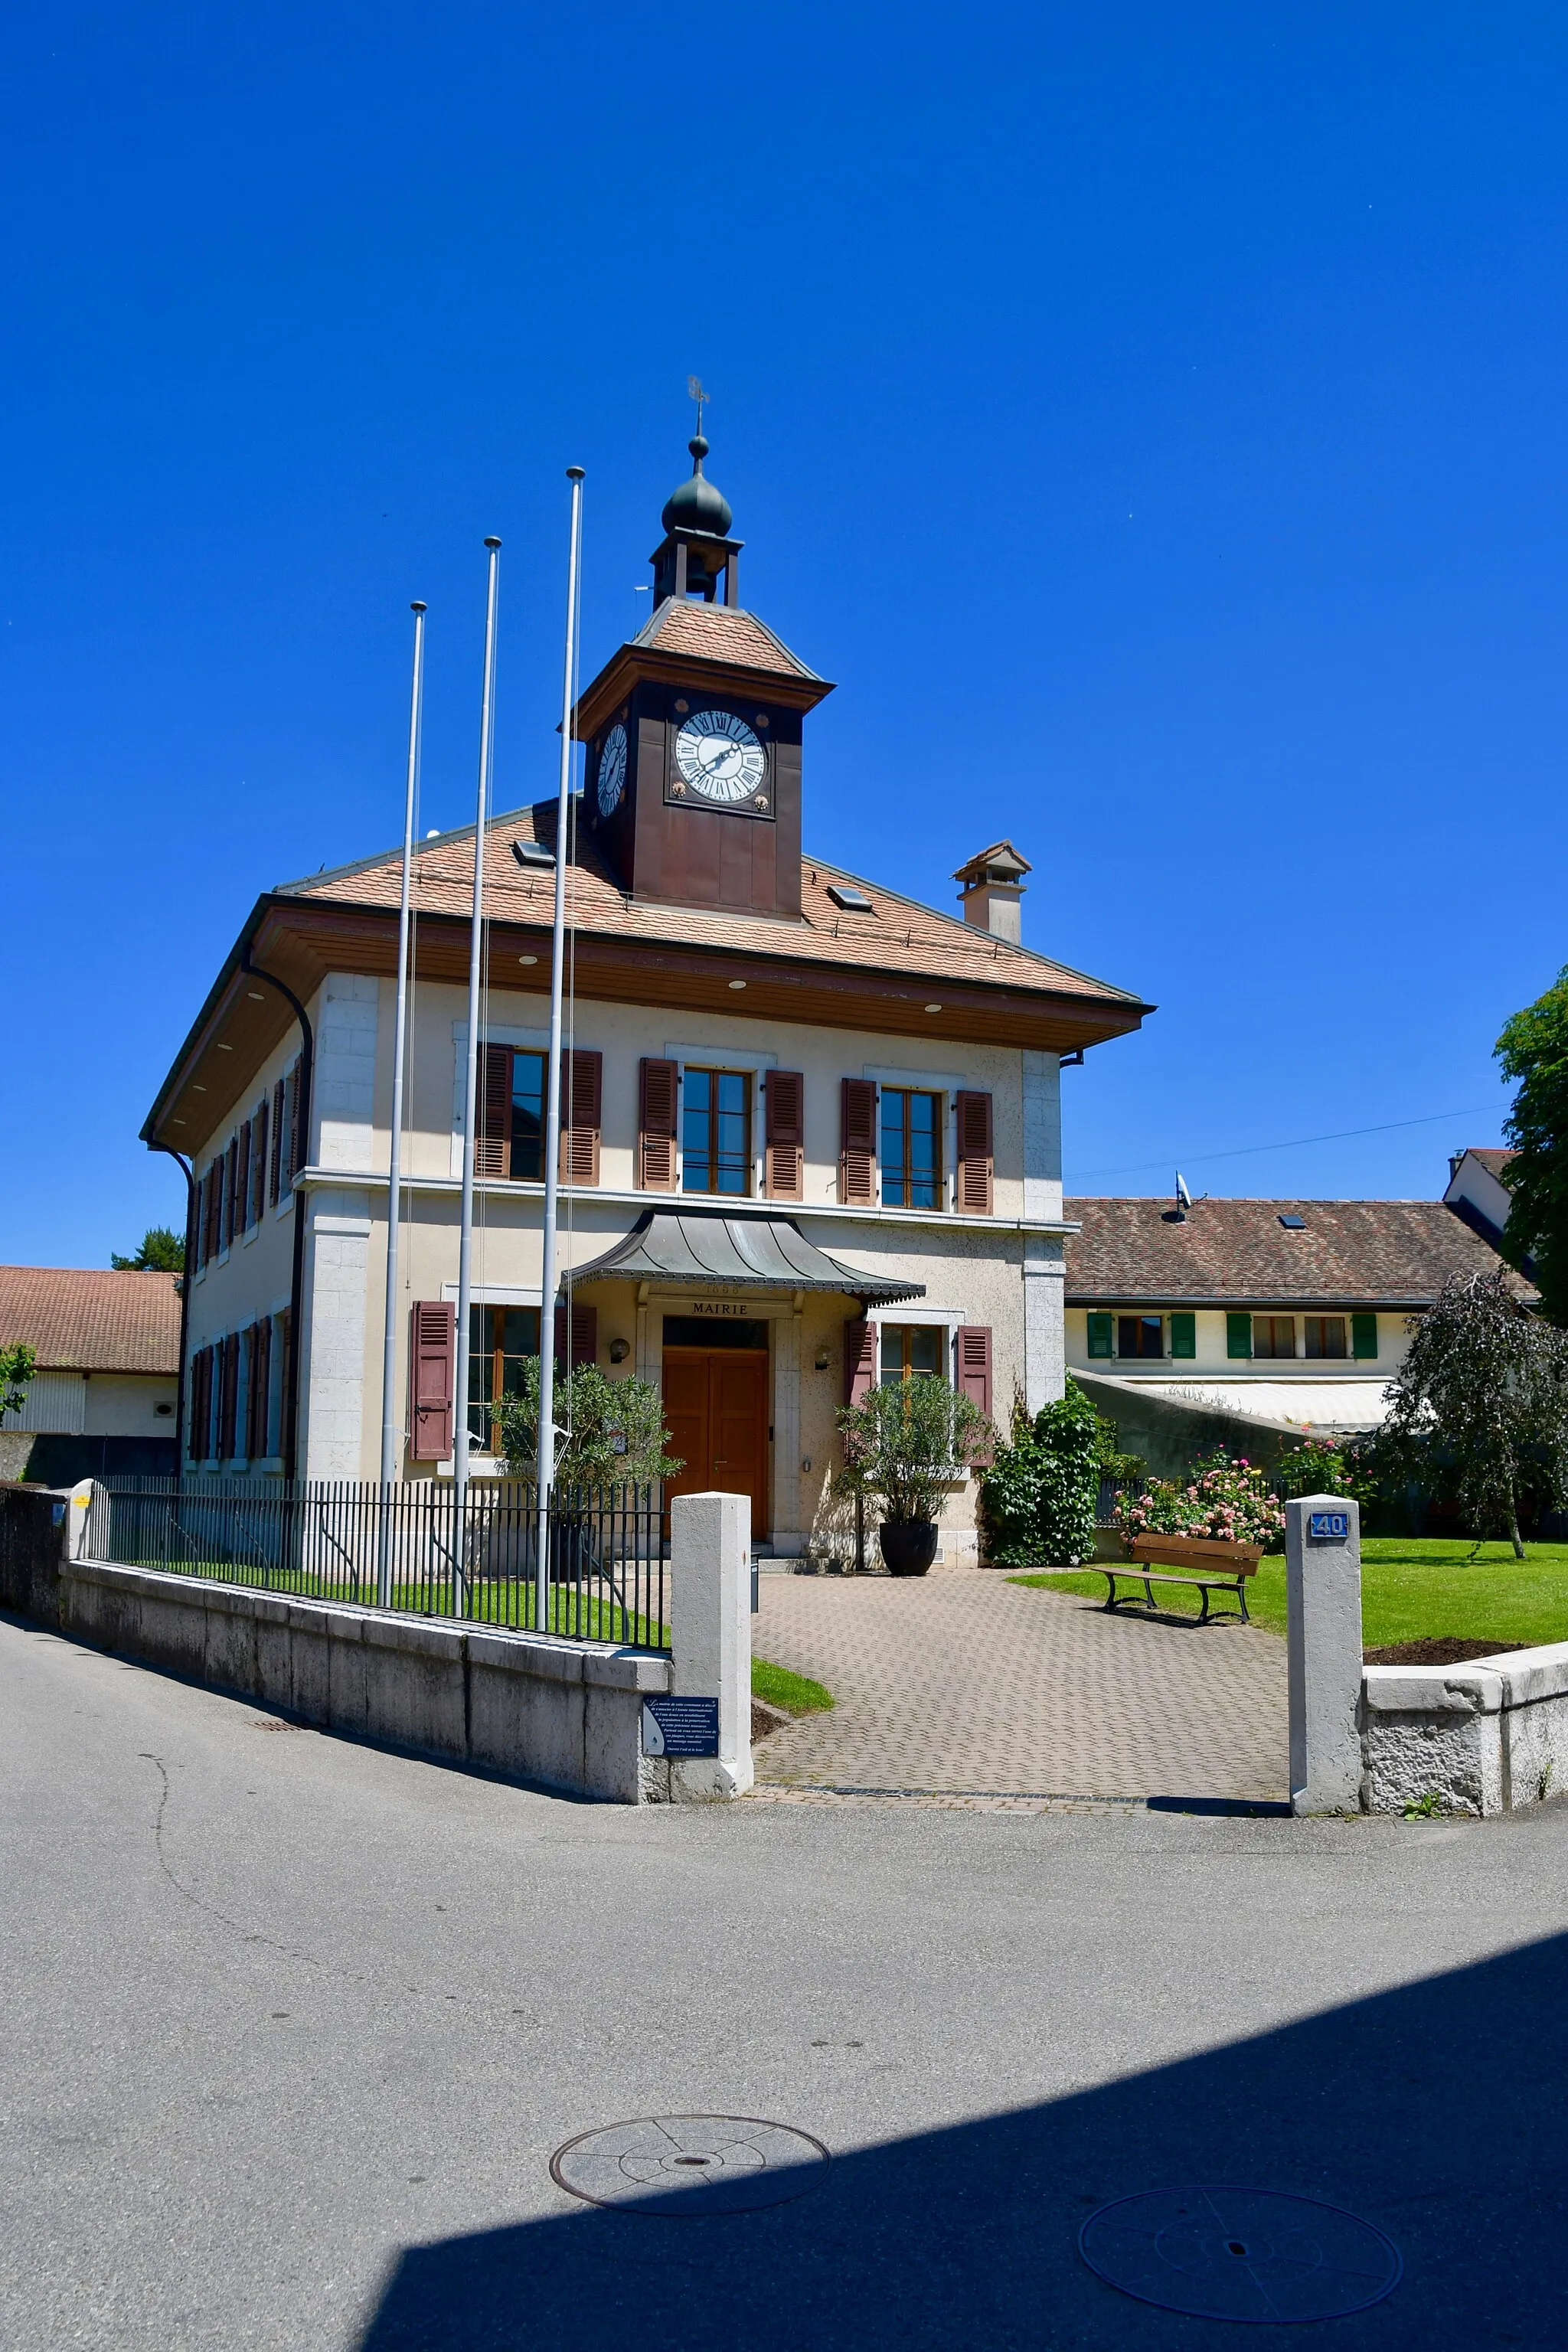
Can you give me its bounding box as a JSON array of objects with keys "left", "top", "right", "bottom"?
[{"left": 687, "top": 374, "right": 708, "bottom": 439}]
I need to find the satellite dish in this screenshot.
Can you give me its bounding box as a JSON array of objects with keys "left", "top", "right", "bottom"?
[{"left": 1175, "top": 1171, "right": 1194, "bottom": 1211}]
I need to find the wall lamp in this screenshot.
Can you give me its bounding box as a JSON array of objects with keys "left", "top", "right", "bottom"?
[
  {"left": 814, "top": 1344, "right": 831, "bottom": 1371},
  {"left": 608, "top": 1337, "right": 630, "bottom": 1364}
]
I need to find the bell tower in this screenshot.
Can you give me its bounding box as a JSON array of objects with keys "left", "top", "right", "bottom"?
[{"left": 574, "top": 426, "right": 834, "bottom": 921}]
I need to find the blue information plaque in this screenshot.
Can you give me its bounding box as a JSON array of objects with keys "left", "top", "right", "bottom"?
[
  {"left": 642, "top": 1696, "right": 720, "bottom": 1757},
  {"left": 1308, "top": 1510, "right": 1350, "bottom": 1542}
]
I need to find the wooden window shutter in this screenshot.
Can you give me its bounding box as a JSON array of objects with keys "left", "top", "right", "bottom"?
[
  {"left": 956, "top": 1325, "right": 993, "bottom": 1420},
  {"left": 217, "top": 1332, "right": 239, "bottom": 1459},
  {"left": 202, "top": 1166, "right": 220, "bottom": 1264},
  {"left": 1086, "top": 1312, "right": 1114, "bottom": 1359},
  {"left": 840, "top": 1079, "right": 877, "bottom": 1205},
  {"left": 188, "top": 1346, "right": 207, "bottom": 1459},
  {"left": 251, "top": 1099, "right": 268, "bottom": 1226},
  {"left": 409, "top": 1301, "right": 456, "bottom": 1461},
  {"left": 1227, "top": 1312, "right": 1253, "bottom": 1360},
  {"left": 955, "top": 1090, "right": 994, "bottom": 1214},
  {"left": 236, "top": 1124, "right": 251, "bottom": 1236},
  {"left": 247, "top": 1318, "right": 272, "bottom": 1459},
  {"left": 224, "top": 1138, "right": 239, "bottom": 1249},
  {"left": 764, "top": 1070, "right": 805, "bottom": 1200},
  {"left": 554, "top": 1298, "right": 599, "bottom": 1368},
  {"left": 1351, "top": 1312, "right": 1378, "bottom": 1361},
  {"left": 843, "top": 1316, "right": 876, "bottom": 1406},
  {"left": 280, "top": 1067, "right": 299, "bottom": 1196},
  {"left": 1169, "top": 1311, "right": 1196, "bottom": 1360},
  {"left": 639, "top": 1057, "right": 679, "bottom": 1190},
  {"left": 477, "top": 1043, "right": 511, "bottom": 1178},
  {"left": 270, "top": 1080, "right": 285, "bottom": 1205},
  {"left": 560, "top": 1049, "right": 603, "bottom": 1186}
]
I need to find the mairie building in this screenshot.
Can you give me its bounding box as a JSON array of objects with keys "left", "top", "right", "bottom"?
[{"left": 144, "top": 438, "right": 1148, "bottom": 1559}]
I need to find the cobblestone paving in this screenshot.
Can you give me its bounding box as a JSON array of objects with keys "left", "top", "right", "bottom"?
[{"left": 752, "top": 1570, "right": 1289, "bottom": 1802}]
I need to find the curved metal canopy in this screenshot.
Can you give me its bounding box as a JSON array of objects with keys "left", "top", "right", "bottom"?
[{"left": 571, "top": 1210, "right": 926, "bottom": 1305}]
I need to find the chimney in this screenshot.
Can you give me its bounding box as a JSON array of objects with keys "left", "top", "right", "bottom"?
[{"left": 952, "top": 840, "right": 1031, "bottom": 942}]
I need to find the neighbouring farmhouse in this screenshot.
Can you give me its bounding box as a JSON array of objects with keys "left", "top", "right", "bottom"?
[
  {"left": 1443, "top": 1144, "right": 1518, "bottom": 1250},
  {"left": 141, "top": 439, "right": 1149, "bottom": 1560},
  {"left": 1063, "top": 1164, "right": 1536, "bottom": 1477},
  {"left": 0, "top": 1266, "right": 181, "bottom": 1484}
]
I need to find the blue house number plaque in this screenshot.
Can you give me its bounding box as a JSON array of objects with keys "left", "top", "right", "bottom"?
[{"left": 1308, "top": 1511, "right": 1350, "bottom": 1542}]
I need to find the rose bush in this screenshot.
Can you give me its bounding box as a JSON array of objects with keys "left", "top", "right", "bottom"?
[{"left": 1115, "top": 1450, "right": 1285, "bottom": 1550}]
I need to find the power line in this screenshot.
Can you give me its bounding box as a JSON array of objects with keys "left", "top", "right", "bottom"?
[{"left": 1068, "top": 1102, "right": 1508, "bottom": 1186}]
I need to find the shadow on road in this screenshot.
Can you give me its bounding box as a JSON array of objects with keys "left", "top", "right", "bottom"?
[{"left": 358, "top": 1929, "right": 1565, "bottom": 2348}]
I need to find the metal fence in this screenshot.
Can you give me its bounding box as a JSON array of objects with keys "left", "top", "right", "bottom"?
[{"left": 85, "top": 1476, "right": 668, "bottom": 1649}]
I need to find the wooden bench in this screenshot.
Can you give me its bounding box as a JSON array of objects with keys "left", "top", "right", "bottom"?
[{"left": 1100, "top": 1533, "right": 1264, "bottom": 1625}]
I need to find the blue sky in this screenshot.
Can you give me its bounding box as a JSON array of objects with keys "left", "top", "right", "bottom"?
[{"left": 4, "top": 5, "right": 1566, "bottom": 1263}]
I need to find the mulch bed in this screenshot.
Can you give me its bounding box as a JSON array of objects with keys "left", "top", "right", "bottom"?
[{"left": 1363, "top": 1636, "right": 1528, "bottom": 1667}]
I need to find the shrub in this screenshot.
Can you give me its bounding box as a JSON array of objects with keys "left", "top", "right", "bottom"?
[
  {"left": 1277, "top": 1436, "right": 1376, "bottom": 1510},
  {"left": 979, "top": 1378, "right": 1102, "bottom": 1566},
  {"left": 495, "top": 1360, "right": 682, "bottom": 1488},
  {"left": 1116, "top": 1450, "right": 1285, "bottom": 1550},
  {"left": 836, "top": 1377, "right": 992, "bottom": 1525}
]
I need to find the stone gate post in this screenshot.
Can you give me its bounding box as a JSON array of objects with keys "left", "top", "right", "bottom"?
[{"left": 1285, "top": 1494, "right": 1364, "bottom": 1815}]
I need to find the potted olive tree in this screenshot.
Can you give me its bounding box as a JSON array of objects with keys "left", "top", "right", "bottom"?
[
  {"left": 836, "top": 1375, "right": 992, "bottom": 1576},
  {"left": 495, "top": 1358, "right": 681, "bottom": 1491}
]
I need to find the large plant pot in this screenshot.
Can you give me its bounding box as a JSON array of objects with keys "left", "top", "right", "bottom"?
[{"left": 879, "top": 1519, "right": 939, "bottom": 1576}]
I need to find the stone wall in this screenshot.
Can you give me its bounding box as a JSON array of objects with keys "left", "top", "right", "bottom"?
[{"left": 1362, "top": 1645, "right": 1568, "bottom": 1816}]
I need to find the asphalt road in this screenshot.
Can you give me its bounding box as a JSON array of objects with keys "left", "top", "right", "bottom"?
[{"left": 3, "top": 1609, "right": 1566, "bottom": 2350}]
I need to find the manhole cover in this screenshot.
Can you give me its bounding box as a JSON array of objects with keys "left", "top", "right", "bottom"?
[
  {"left": 549, "top": 2115, "right": 828, "bottom": 2216},
  {"left": 1080, "top": 2187, "right": 1401, "bottom": 2322}
]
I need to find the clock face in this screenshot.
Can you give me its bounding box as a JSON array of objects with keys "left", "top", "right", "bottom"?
[
  {"left": 674, "top": 707, "right": 767, "bottom": 804},
  {"left": 596, "top": 724, "right": 628, "bottom": 818}
]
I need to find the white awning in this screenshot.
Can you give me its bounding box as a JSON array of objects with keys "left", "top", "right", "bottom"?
[{"left": 1084, "top": 1374, "right": 1393, "bottom": 1436}]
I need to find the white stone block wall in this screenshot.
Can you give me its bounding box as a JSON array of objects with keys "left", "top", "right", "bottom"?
[
  {"left": 315, "top": 974, "right": 379, "bottom": 1171},
  {"left": 1361, "top": 1645, "right": 1568, "bottom": 1816},
  {"left": 300, "top": 1192, "right": 372, "bottom": 1478}
]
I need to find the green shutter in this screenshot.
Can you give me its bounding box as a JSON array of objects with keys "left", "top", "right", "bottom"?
[
  {"left": 1351, "top": 1312, "right": 1378, "bottom": 1360},
  {"left": 1087, "top": 1312, "right": 1113, "bottom": 1360},
  {"left": 1169, "top": 1312, "right": 1196, "bottom": 1359},
  {"left": 1227, "top": 1312, "right": 1253, "bottom": 1360}
]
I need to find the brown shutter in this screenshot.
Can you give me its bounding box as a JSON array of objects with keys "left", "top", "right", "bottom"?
[
  {"left": 279, "top": 1068, "right": 297, "bottom": 1197},
  {"left": 217, "top": 1332, "right": 240, "bottom": 1459},
  {"left": 560, "top": 1049, "right": 603, "bottom": 1186},
  {"left": 639, "top": 1057, "right": 679, "bottom": 1191},
  {"left": 956, "top": 1325, "right": 992, "bottom": 1420},
  {"left": 236, "top": 1124, "right": 251, "bottom": 1236},
  {"left": 843, "top": 1316, "right": 876, "bottom": 1406},
  {"left": 202, "top": 1166, "right": 220, "bottom": 1263},
  {"left": 477, "top": 1043, "right": 511, "bottom": 1178},
  {"left": 554, "top": 1298, "right": 599, "bottom": 1368},
  {"left": 840, "top": 1078, "right": 877, "bottom": 1205},
  {"left": 409, "top": 1301, "right": 456, "bottom": 1461},
  {"left": 956, "top": 1090, "right": 994, "bottom": 1214},
  {"left": 225, "top": 1139, "right": 238, "bottom": 1249},
  {"left": 251, "top": 1100, "right": 268, "bottom": 1225},
  {"left": 289, "top": 1063, "right": 305, "bottom": 1182},
  {"left": 270, "top": 1080, "right": 284, "bottom": 1205},
  {"left": 247, "top": 1318, "right": 272, "bottom": 1459},
  {"left": 188, "top": 1346, "right": 209, "bottom": 1459},
  {"left": 765, "top": 1070, "right": 805, "bottom": 1200}
]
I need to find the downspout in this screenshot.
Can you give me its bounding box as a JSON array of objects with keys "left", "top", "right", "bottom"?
[
  {"left": 240, "top": 952, "right": 315, "bottom": 1481},
  {"left": 149, "top": 1145, "right": 195, "bottom": 1486}
]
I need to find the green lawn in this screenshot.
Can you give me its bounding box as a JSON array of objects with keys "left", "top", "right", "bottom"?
[
  {"left": 1010, "top": 1539, "right": 1568, "bottom": 1651},
  {"left": 752, "top": 1657, "right": 834, "bottom": 1714}
]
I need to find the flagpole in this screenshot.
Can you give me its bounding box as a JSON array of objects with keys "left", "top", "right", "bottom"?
[
  {"left": 377, "top": 598, "right": 426, "bottom": 1604},
  {"left": 454, "top": 537, "right": 501, "bottom": 1608},
  {"left": 535, "top": 468, "right": 585, "bottom": 1635}
]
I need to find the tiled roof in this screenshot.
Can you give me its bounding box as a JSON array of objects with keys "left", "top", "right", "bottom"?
[
  {"left": 0, "top": 1267, "right": 181, "bottom": 1374},
  {"left": 1063, "top": 1197, "right": 1535, "bottom": 1308},
  {"left": 629, "top": 597, "right": 821, "bottom": 679},
  {"left": 283, "top": 800, "right": 1144, "bottom": 1011},
  {"left": 1462, "top": 1147, "right": 1517, "bottom": 1178}
]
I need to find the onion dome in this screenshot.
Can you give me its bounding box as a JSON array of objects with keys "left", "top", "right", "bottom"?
[{"left": 661, "top": 435, "right": 733, "bottom": 537}]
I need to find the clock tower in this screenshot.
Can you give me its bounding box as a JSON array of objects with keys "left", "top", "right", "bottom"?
[{"left": 574, "top": 435, "right": 834, "bottom": 920}]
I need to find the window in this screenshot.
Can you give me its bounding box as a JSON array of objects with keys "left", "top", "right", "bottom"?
[
  {"left": 682, "top": 1069, "right": 751, "bottom": 1195},
  {"left": 467, "top": 1305, "right": 540, "bottom": 1449},
  {"left": 880, "top": 1088, "right": 942, "bottom": 1209},
  {"left": 508, "top": 1050, "right": 546, "bottom": 1180},
  {"left": 1304, "top": 1315, "right": 1347, "bottom": 1360},
  {"left": 880, "top": 1325, "right": 944, "bottom": 1383},
  {"left": 1118, "top": 1315, "right": 1164, "bottom": 1359},
  {"left": 1253, "top": 1315, "right": 1296, "bottom": 1359}
]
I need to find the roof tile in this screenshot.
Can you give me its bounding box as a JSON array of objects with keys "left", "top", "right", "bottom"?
[{"left": 0, "top": 1267, "right": 182, "bottom": 1374}]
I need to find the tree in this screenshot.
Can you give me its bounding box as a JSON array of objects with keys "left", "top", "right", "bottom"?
[
  {"left": 1496, "top": 965, "right": 1568, "bottom": 1323},
  {"left": 1380, "top": 1269, "right": 1568, "bottom": 1558},
  {"left": 494, "top": 1359, "right": 682, "bottom": 1488},
  {"left": 111, "top": 1226, "right": 185, "bottom": 1273},
  {"left": 0, "top": 1341, "right": 36, "bottom": 1424}
]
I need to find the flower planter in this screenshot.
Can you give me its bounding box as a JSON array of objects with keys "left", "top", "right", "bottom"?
[{"left": 878, "top": 1518, "right": 939, "bottom": 1577}]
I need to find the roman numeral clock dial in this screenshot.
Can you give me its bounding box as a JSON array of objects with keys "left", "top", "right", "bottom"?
[{"left": 674, "top": 708, "right": 767, "bottom": 805}]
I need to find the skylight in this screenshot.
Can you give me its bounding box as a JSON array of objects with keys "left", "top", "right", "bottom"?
[
  {"left": 827, "top": 884, "right": 874, "bottom": 913},
  {"left": 512, "top": 839, "right": 554, "bottom": 868},
  {"left": 1279, "top": 1213, "right": 1307, "bottom": 1230}
]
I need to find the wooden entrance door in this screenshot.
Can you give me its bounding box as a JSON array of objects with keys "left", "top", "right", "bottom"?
[{"left": 662, "top": 1348, "right": 769, "bottom": 1537}]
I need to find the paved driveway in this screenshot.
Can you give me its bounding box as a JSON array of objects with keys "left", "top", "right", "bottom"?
[{"left": 753, "top": 1570, "right": 1289, "bottom": 1802}]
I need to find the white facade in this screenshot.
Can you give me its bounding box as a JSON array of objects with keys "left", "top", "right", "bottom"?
[{"left": 183, "top": 966, "right": 1072, "bottom": 1559}]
